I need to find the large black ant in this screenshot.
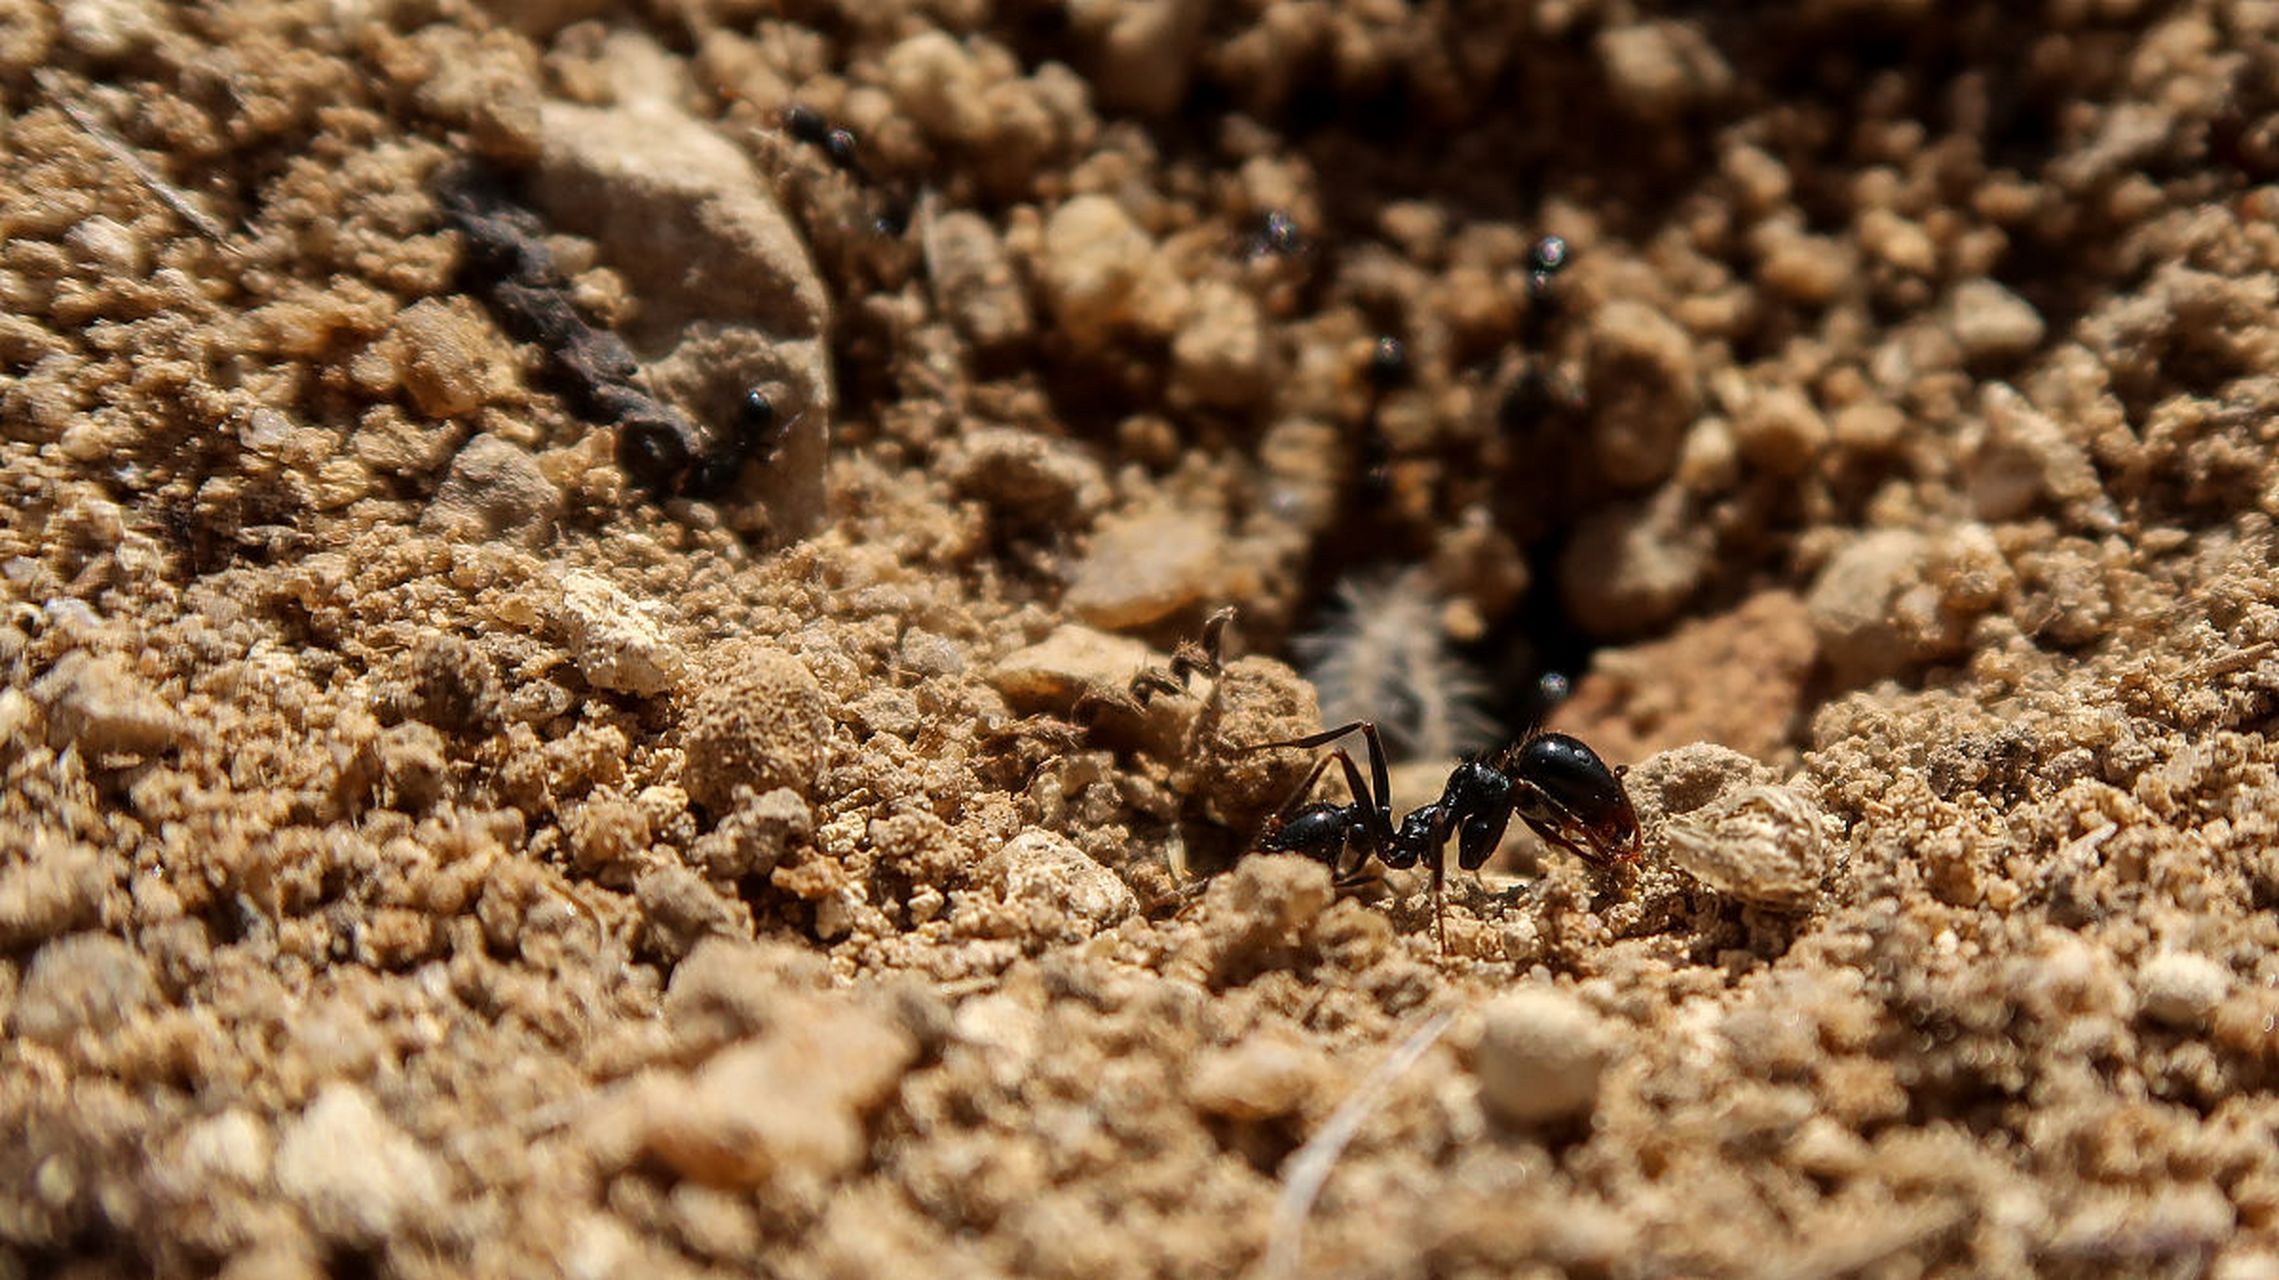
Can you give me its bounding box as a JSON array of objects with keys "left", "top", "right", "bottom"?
[
  {"left": 1236, "top": 716, "right": 1641, "bottom": 950},
  {"left": 1062, "top": 607, "right": 1638, "bottom": 948}
]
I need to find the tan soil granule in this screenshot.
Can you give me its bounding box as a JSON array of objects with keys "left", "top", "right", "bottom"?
[{"left": 7, "top": 2, "right": 2279, "bottom": 1277}]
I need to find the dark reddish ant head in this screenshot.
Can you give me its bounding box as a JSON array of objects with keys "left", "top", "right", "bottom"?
[{"left": 1507, "top": 732, "right": 1642, "bottom": 865}]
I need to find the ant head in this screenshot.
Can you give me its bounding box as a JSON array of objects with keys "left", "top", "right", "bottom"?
[
  {"left": 616, "top": 415, "right": 693, "bottom": 493},
  {"left": 1508, "top": 732, "right": 1642, "bottom": 865}
]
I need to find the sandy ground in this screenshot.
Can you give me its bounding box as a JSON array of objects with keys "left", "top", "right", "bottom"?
[{"left": 7, "top": 0, "right": 2279, "bottom": 1275}]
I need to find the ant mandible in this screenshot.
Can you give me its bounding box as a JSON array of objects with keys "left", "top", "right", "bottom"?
[{"left": 1235, "top": 717, "right": 1642, "bottom": 951}]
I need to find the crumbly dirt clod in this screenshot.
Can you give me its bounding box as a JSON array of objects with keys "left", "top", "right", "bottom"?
[
  {"left": 1659, "top": 781, "right": 1837, "bottom": 912},
  {"left": 9, "top": 3, "right": 2279, "bottom": 1277},
  {"left": 676, "top": 641, "right": 832, "bottom": 811}
]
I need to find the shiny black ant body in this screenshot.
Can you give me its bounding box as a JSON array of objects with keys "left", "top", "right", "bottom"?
[
  {"left": 1238, "top": 718, "right": 1641, "bottom": 949},
  {"left": 1067, "top": 606, "right": 1637, "bottom": 948},
  {"left": 781, "top": 104, "right": 911, "bottom": 236}
]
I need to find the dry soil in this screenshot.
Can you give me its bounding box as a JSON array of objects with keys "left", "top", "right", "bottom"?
[{"left": 7, "top": 1, "right": 2279, "bottom": 1277}]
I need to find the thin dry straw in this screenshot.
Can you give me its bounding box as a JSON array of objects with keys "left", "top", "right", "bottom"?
[
  {"left": 36, "top": 69, "right": 237, "bottom": 248},
  {"left": 1264, "top": 1008, "right": 1456, "bottom": 1280}
]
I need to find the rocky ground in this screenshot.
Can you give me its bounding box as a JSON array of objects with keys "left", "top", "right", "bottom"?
[{"left": 6, "top": 0, "right": 2279, "bottom": 1276}]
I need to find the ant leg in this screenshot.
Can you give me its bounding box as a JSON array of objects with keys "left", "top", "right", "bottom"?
[
  {"left": 1430, "top": 841, "right": 1448, "bottom": 954},
  {"left": 1169, "top": 606, "right": 1237, "bottom": 685},
  {"left": 1071, "top": 686, "right": 1145, "bottom": 726},
  {"left": 1320, "top": 747, "right": 1383, "bottom": 881},
  {"left": 1231, "top": 720, "right": 1376, "bottom": 755},
  {"left": 1128, "top": 668, "right": 1187, "bottom": 706},
  {"left": 1267, "top": 753, "right": 1335, "bottom": 825},
  {"left": 1356, "top": 723, "right": 1398, "bottom": 847}
]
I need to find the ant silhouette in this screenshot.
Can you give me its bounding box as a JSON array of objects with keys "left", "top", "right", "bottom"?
[{"left": 1235, "top": 715, "right": 1641, "bottom": 951}]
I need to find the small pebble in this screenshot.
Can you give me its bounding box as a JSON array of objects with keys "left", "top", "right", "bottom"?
[
  {"left": 1661, "top": 783, "right": 1833, "bottom": 911},
  {"left": 991, "top": 830, "right": 1137, "bottom": 939},
  {"left": 986, "top": 624, "right": 1157, "bottom": 710},
  {"left": 636, "top": 995, "right": 915, "bottom": 1188},
  {"left": 1472, "top": 987, "right": 1613, "bottom": 1127},
  {"left": 678, "top": 642, "right": 832, "bottom": 810},
  {"left": 2137, "top": 952, "right": 2231, "bottom": 1028},
  {"left": 273, "top": 1084, "right": 450, "bottom": 1247},
  {"left": 424, "top": 434, "right": 562, "bottom": 548},
  {"left": 31, "top": 651, "right": 191, "bottom": 757},
  {"left": 1039, "top": 195, "right": 1155, "bottom": 352},
  {"left": 1187, "top": 1033, "right": 1321, "bottom": 1120},
  {"left": 1948, "top": 279, "right": 2046, "bottom": 361},
  {"left": 556, "top": 569, "right": 684, "bottom": 696},
  {"left": 10, "top": 932, "right": 157, "bottom": 1044},
  {"left": 1064, "top": 506, "right": 1229, "bottom": 629}
]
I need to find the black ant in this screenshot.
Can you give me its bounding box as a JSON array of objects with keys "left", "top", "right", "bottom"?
[
  {"left": 436, "top": 164, "right": 786, "bottom": 502},
  {"left": 781, "top": 104, "right": 911, "bottom": 236},
  {"left": 1527, "top": 233, "right": 1569, "bottom": 297},
  {"left": 1245, "top": 209, "right": 1306, "bottom": 259},
  {"left": 1235, "top": 717, "right": 1641, "bottom": 951}
]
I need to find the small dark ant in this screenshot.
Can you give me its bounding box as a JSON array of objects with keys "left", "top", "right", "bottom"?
[
  {"left": 681, "top": 388, "right": 792, "bottom": 499},
  {"left": 1365, "top": 334, "right": 1410, "bottom": 389},
  {"left": 781, "top": 104, "right": 909, "bottom": 236},
  {"left": 1348, "top": 333, "right": 1409, "bottom": 501},
  {"left": 1244, "top": 209, "right": 1306, "bottom": 259},
  {"left": 1527, "top": 233, "right": 1569, "bottom": 298},
  {"left": 1236, "top": 716, "right": 1640, "bottom": 951},
  {"left": 782, "top": 104, "right": 835, "bottom": 150}
]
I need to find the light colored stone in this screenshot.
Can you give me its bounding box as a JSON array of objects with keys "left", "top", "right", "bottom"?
[
  {"left": 1187, "top": 1032, "right": 1322, "bottom": 1120},
  {"left": 1064, "top": 505, "right": 1228, "bottom": 629},
  {"left": 164, "top": 1109, "right": 273, "bottom": 1190},
  {"left": 1732, "top": 385, "right": 1828, "bottom": 477},
  {"left": 991, "top": 829, "right": 1137, "bottom": 939},
  {"left": 1949, "top": 279, "right": 2046, "bottom": 361},
  {"left": 2138, "top": 952, "right": 2231, "bottom": 1028},
  {"left": 424, "top": 434, "right": 561, "bottom": 548},
  {"left": 941, "top": 427, "right": 1109, "bottom": 522},
  {"left": 0, "top": 831, "right": 111, "bottom": 948},
  {"left": 1561, "top": 491, "right": 1712, "bottom": 638},
  {"left": 1596, "top": 19, "right": 1732, "bottom": 121},
  {"left": 32, "top": 650, "right": 192, "bottom": 757},
  {"left": 1619, "top": 742, "right": 1774, "bottom": 831},
  {"left": 987, "top": 625, "right": 1157, "bottom": 709},
  {"left": 556, "top": 569, "right": 684, "bottom": 696},
  {"left": 636, "top": 994, "right": 916, "bottom": 1188},
  {"left": 924, "top": 210, "right": 1032, "bottom": 348},
  {"left": 1473, "top": 987, "right": 1613, "bottom": 1127},
  {"left": 10, "top": 932, "right": 157, "bottom": 1044},
  {"left": 1171, "top": 280, "right": 1271, "bottom": 408},
  {"left": 677, "top": 642, "right": 831, "bottom": 810},
  {"left": 1072, "top": 0, "right": 1209, "bottom": 115},
  {"left": 883, "top": 31, "right": 993, "bottom": 145},
  {"left": 274, "top": 1084, "right": 449, "bottom": 1246},
  {"left": 1038, "top": 194, "right": 1154, "bottom": 352},
  {"left": 1806, "top": 529, "right": 1930, "bottom": 686},
  {"left": 1661, "top": 783, "right": 1833, "bottom": 911}
]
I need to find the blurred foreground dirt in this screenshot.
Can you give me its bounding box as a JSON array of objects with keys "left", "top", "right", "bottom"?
[{"left": 7, "top": 2, "right": 2279, "bottom": 1276}]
